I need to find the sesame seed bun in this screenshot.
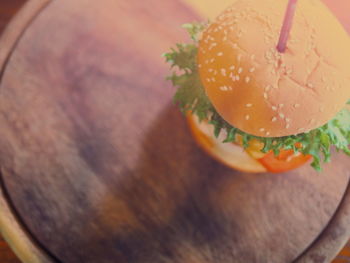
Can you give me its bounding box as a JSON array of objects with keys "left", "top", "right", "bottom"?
[
  {"left": 187, "top": 114, "right": 267, "bottom": 173},
  {"left": 197, "top": 0, "right": 350, "bottom": 137}
]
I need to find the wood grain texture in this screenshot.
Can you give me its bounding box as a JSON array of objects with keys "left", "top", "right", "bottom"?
[
  {"left": 0, "top": 0, "right": 350, "bottom": 263},
  {"left": 184, "top": 0, "right": 350, "bottom": 32},
  {"left": 181, "top": 0, "right": 234, "bottom": 19},
  {"left": 0, "top": 0, "right": 50, "bottom": 82},
  {"left": 334, "top": 242, "right": 350, "bottom": 262},
  {"left": 0, "top": 183, "right": 52, "bottom": 263},
  {"left": 0, "top": 0, "right": 25, "bottom": 31},
  {"left": 0, "top": 2, "right": 24, "bottom": 263},
  {"left": 0, "top": 1, "right": 54, "bottom": 262},
  {"left": 0, "top": 237, "right": 20, "bottom": 263}
]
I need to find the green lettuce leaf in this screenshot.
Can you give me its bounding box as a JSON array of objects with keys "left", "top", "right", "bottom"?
[{"left": 164, "top": 22, "right": 350, "bottom": 171}]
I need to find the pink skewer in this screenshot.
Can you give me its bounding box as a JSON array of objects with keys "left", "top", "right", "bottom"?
[{"left": 277, "top": 0, "right": 299, "bottom": 53}]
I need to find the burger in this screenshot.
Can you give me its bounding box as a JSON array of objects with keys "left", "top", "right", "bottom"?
[{"left": 165, "top": 0, "right": 350, "bottom": 173}]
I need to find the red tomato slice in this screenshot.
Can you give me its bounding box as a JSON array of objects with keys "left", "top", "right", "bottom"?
[{"left": 258, "top": 149, "right": 312, "bottom": 173}]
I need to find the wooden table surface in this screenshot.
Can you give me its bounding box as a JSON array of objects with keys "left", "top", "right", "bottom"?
[
  {"left": 1, "top": 1, "right": 350, "bottom": 263},
  {"left": 0, "top": 4, "right": 27, "bottom": 263}
]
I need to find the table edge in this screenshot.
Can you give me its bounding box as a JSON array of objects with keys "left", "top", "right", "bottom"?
[{"left": 0, "top": 0, "right": 54, "bottom": 262}]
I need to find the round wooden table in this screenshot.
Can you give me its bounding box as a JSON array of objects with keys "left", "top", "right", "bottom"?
[{"left": 1, "top": 1, "right": 350, "bottom": 263}]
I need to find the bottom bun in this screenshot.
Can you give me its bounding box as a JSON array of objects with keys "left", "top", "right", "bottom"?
[{"left": 187, "top": 114, "right": 267, "bottom": 173}]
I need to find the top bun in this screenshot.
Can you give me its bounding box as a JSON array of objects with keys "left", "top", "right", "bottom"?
[{"left": 197, "top": 0, "right": 350, "bottom": 137}]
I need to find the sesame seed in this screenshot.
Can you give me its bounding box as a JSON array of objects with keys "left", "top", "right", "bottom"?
[
  {"left": 220, "top": 86, "right": 228, "bottom": 91},
  {"left": 286, "top": 118, "right": 291, "bottom": 122},
  {"left": 206, "top": 78, "right": 211, "bottom": 82},
  {"left": 263, "top": 93, "right": 268, "bottom": 99},
  {"left": 266, "top": 132, "right": 270, "bottom": 136},
  {"left": 208, "top": 68, "right": 213, "bottom": 72},
  {"left": 237, "top": 54, "right": 242, "bottom": 61},
  {"left": 309, "top": 118, "right": 316, "bottom": 124},
  {"left": 307, "top": 83, "right": 313, "bottom": 88},
  {"left": 251, "top": 54, "right": 256, "bottom": 60},
  {"left": 265, "top": 85, "right": 271, "bottom": 92},
  {"left": 272, "top": 117, "right": 277, "bottom": 122},
  {"left": 209, "top": 43, "right": 217, "bottom": 50},
  {"left": 238, "top": 67, "right": 243, "bottom": 74},
  {"left": 259, "top": 128, "right": 265, "bottom": 132},
  {"left": 221, "top": 68, "right": 227, "bottom": 76},
  {"left": 245, "top": 115, "right": 250, "bottom": 120},
  {"left": 294, "top": 104, "right": 300, "bottom": 108},
  {"left": 278, "top": 104, "right": 284, "bottom": 108},
  {"left": 245, "top": 77, "right": 250, "bottom": 83},
  {"left": 246, "top": 103, "right": 253, "bottom": 107},
  {"left": 198, "top": 64, "right": 202, "bottom": 68},
  {"left": 223, "top": 36, "right": 227, "bottom": 41},
  {"left": 230, "top": 65, "right": 235, "bottom": 70},
  {"left": 217, "top": 52, "right": 223, "bottom": 56},
  {"left": 249, "top": 67, "right": 255, "bottom": 73},
  {"left": 210, "top": 58, "right": 215, "bottom": 63},
  {"left": 236, "top": 75, "right": 240, "bottom": 81},
  {"left": 286, "top": 124, "right": 290, "bottom": 129},
  {"left": 272, "top": 106, "right": 277, "bottom": 111},
  {"left": 211, "top": 77, "right": 215, "bottom": 82},
  {"left": 279, "top": 113, "right": 285, "bottom": 119},
  {"left": 232, "top": 43, "right": 238, "bottom": 49}
]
